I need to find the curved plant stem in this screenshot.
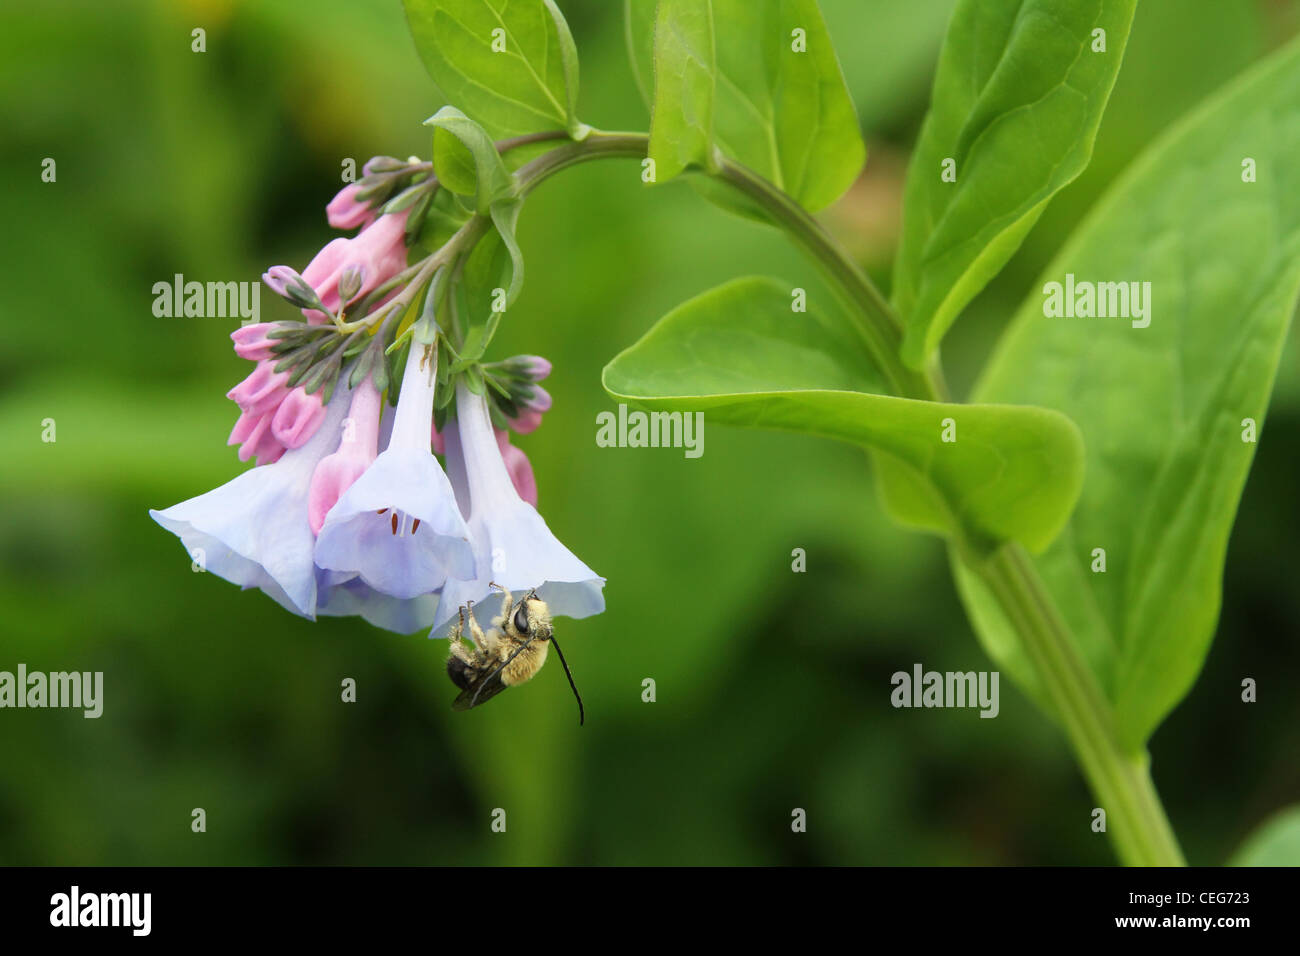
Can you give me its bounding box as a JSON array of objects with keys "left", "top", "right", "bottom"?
[
  {"left": 515, "top": 129, "right": 1185, "bottom": 866},
  {"left": 514, "top": 131, "right": 650, "bottom": 195},
  {"left": 714, "top": 158, "right": 944, "bottom": 400},
  {"left": 978, "top": 546, "right": 1185, "bottom": 866}
]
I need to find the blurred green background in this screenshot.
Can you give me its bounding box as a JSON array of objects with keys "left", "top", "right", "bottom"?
[{"left": 1, "top": 0, "right": 1297, "bottom": 865}]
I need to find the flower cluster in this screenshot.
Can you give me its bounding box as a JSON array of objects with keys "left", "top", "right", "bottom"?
[{"left": 152, "top": 173, "right": 604, "bottom": 640}]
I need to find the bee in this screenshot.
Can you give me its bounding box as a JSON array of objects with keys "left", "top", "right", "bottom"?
[{"left": 446, "top": 583, "right": 585, "bottom": 725}]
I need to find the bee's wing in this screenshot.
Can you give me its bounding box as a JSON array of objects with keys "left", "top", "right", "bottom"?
[{"left": 452, "top": 671, "right": 510, "bottom": 711}]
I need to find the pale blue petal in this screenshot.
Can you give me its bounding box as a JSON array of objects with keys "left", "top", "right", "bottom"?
[
  {"left": 314, "top": 448, "right": 474, "bottom": 599},
  {"left": 429, "top": 500, "right": 605, "bottom": 638},
  {"left": 316, "top": 570, "right": 440, "bottom": 633},
  {"left": 429, "top": 406, "right": 604, "bottom": 638},
  {"left": 149, "top": 383, "right": 352, "bottom": 616}
]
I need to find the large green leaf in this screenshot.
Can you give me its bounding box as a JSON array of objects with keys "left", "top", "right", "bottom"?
[
  {"left": 403, "top": 0, "right": 578, "bottom": 138},
  {"left": 645, "top": 0, "right": 718, "bottom": 181},
  {"left": 1230, "top": 807, "right": 1300, "bottom": 866},
  {"left": 893, "top": 0, "right": 1136, "bottom": 367},
  {"left": 603, "top": 278, "right": 1083, "bottom": 554},
  {"left": 955, "top": 37, "right": 1300, "bottom": 747},
  {"left": 630, "top": 0, "right": 865, "bottom": 211}
]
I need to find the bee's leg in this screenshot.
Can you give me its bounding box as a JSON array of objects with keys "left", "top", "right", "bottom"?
[
  {"left": 448, "top": 606, "right": 476, "bottom": 664},
  {"left": 465, "top": 600, "right": 500, "bottom": 658},
  {"left": 488, "top": 582, "right": 513, "bottom": 630}
]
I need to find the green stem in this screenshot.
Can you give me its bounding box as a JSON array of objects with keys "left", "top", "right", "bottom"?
[
  {"left": 514, "top": 129, "right": 1184, "bottom": 865},
  {"left": 514, "top": 131, "right": 650, "bottom": 196},
  {"left": 978, "top": 546, "right": 1185, "bottom": 866},
  {"left": 713, "top": 158, "right": 944, "bottom": 400}
]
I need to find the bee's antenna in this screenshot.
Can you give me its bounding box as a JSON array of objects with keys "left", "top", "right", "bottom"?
[
  {"left": 470, "top": 635, "right": 536, "bottom": 709},
  {"left": 548, "top": 635, "right": 584, "bottom": 726}
]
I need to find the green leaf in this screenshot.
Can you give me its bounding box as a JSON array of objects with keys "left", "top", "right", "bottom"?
[
  {"left": 1230, "top": 807, "right": 1300, "bottom": 866},
  {"left": 451, "top": 203, "right": 523, "bottom": 366},
  {"left": 631, "top": 0, "right": 865, "bottom": 212},
  {"left": 424, "top": 106, "right": 515, "bottom": 213},
  {"left": 403, "top": 0, "right": 577, "bottom": 138},
  {"left": 954, "top": 37, "right": 1300, "bottom": 747},
  {"left": 646, "top": 0, "right": 717, "bottom": 182},
  {"left": 489, "top": 198, "right": 525, "bottom": 303},
  {"left": 542, "top": 0, "right": 582, "bottom": 135},
  {"left": 893, "top": 0, "right": 1137, "bottom": 367},
  {"left": 408, "top": 187, "right": 474, "bottom": 264},
  {"left": 603, "top": 277, "right": 1083, "bottom": 554},
  {"left": 432, "top": 128, "right": 479, "bottom": 197},
  {"left": 709, "top": 0, "right": 865, "bottom": 211},
  {"left": 625, "top": 0, "right": 656, "bottom": 105}
]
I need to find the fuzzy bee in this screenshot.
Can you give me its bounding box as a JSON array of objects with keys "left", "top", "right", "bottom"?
[{"left": 446, "top": 584, "right": 584, "bottom": 724}]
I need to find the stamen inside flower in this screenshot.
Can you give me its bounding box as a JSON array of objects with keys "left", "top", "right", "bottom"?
[{"left": 375, "top": 508, "right": 421, "bottom": 536}]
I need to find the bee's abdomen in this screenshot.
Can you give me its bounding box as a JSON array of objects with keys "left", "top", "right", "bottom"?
[{"left": 446, "top": 656, "right": 476, "bottom": 692}]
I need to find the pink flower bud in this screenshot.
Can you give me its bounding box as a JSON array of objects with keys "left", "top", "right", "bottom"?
[
  {"left": 517, "top": 355, "right": 552, "bottom": 381},
  {"left": 228, "top": 407, "right": 266, "bottom": 445},
  {"left": 508, "top": 407, "right": 544, "bottom": 435},
  {"left": 249, "top": 433, "right": 286, "bottom": 465},
  {"left": 326, "top": 183, "right": 373, "bottom": 231},
  {"left": 227, "top": 361, "right": 290, "bottom": 415},
  {"left": 299, "top": 240, "right": 351, "bottom": 324},
  {"left": 299, "top": 211, "right": 410, "bottom": 324},
  {"left": 228, "top": 408, "right": 286, "bottom": 464},
  {"left": 231, "top": 324, "right": 279, "bottom": 362},
  {"left": 271, "top": 387, "right": 329, "bottom": 449},
  {"left": 525, "top": 385, "right": 552, "bottom": 412},
  {"left": 337, "top": 265, "right": 366, "bottom": 304},
  {"left": 507, "top": 387, "right": 551, "bottom": 434},
  {"left": 262, "top": 265, "right": 302, "bottom": 300},
  {"left": 363, "top": 156, "right": 404, "bottom": 176},
  {"left": 495, "top": 429, "right": 537, "bottom": 507}
]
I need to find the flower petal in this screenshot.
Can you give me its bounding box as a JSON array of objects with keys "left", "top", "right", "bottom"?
[
  {"left": 429, "top": 384, "right": 604, "bottom": 638},
  {"left": 314, "top": 346, "right": 475, "bottom": 598},
  {"left": 316, "top": 569, "right": 440, "bottom": 634},
  {"left": 314, "top": 449, "right": 475, "bottom": 599},
  {"left": 271, "top": 386, "right": 328, "bottom": 449},
  {"left": 151, "top": 378, "right": 353, "bottom": 616}
]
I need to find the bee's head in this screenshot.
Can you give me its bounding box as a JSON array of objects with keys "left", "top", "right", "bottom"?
[{"left": 511, "top": 591, "right": 553, "bottom": 642}]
